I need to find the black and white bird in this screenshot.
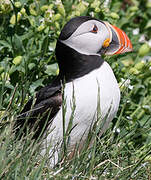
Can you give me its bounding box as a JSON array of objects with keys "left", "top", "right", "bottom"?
[{"left": 15, "top": 16, "right": 132, "bottom": 165}]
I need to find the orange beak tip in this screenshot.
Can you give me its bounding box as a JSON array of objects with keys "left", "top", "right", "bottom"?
[{"left": 111, "top": 25, "right": 133, "bottom": 55}]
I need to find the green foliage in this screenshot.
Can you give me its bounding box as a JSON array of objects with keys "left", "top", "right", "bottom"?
[{"left": 0, "top": 0, "right": 151, "bottom": 179}]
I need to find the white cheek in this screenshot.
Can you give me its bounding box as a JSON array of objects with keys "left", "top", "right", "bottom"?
[
  {"left": 71, "top": 33, "right": 102, "bottom": 53},
  {"left": 63, "top": 33, "right": 105, "bottom": 55}
]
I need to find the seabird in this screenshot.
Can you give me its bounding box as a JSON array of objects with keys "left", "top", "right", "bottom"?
[{"left": 15, "top": 16, "right": 132, "bottom": 166}]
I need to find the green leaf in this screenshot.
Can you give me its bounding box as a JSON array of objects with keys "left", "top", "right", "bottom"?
[
  {"left": 0, "top": 40, "right": 12, "bottom": 49},
  {"left": 45, "top": 63, "right": 58, "bottom": 76},
  {"left": 29, "top": 78, "right": 44, "bottom": 94},
  {"left": 13, "top": 34, "right": 25, "bottom": 54}
]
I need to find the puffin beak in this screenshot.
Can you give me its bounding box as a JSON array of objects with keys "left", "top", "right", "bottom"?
[{"left": 102, "top": 22, "right": 133, "bottom": 55}]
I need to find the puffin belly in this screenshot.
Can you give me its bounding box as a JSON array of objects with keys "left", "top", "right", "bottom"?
[{"left": 43, "top": 61, "right": 120, "bottom": 152}]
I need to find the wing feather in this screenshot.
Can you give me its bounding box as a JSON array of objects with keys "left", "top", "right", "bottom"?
[{"left": 14, "top": 77, "right": 62, "bottom": 139}]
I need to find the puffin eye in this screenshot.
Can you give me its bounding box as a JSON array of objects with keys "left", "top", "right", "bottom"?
[{"left": 91, "top": 25, "right": 98, "bottom": 33}]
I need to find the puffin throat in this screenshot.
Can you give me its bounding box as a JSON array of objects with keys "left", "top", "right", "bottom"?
[{"left": 55, "top": 41, "right": 104, "bottom": 81}]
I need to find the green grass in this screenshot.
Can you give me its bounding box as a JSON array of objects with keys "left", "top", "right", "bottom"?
[{"left": 0, "top": 0, "right": 151, "bottom": 179}]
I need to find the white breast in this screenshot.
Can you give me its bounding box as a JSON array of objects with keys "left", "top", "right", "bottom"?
[{"left": 42, "top": 61, "right": 120, "bottom": 164}]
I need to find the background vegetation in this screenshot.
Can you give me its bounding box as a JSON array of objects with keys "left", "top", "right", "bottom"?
[{"left": 0, "top": 0, "right": 151, "bottom": 179}]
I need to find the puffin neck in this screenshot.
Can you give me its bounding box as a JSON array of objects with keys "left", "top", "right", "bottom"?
[{"left": 55, "top": 40, "right": 104, "bottom": 81}]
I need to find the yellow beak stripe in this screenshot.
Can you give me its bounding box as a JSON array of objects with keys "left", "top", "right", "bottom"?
[{"left": 103, "top": 38, "right": 110, "bottom": 48}]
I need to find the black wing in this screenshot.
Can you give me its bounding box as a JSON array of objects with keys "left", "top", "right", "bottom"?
[{"left": 15, "top": 77, "right": 62, "bottom": 139}]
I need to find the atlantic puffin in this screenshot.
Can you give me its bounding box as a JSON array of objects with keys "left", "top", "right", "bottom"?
[{"left": 15, "top": 16, "right": 132, "bottom": 165}]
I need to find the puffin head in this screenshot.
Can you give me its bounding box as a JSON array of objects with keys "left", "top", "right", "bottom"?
[
  {"left": 58, "top": 16, "right": 132, "bottom": 56},
  {"left": 55, "top": 16, "right": 132, "bottom": 80}
]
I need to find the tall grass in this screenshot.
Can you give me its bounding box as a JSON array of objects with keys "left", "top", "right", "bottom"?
[{"left": 0, "top": 83, "right": 151, "bottom": 179}]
